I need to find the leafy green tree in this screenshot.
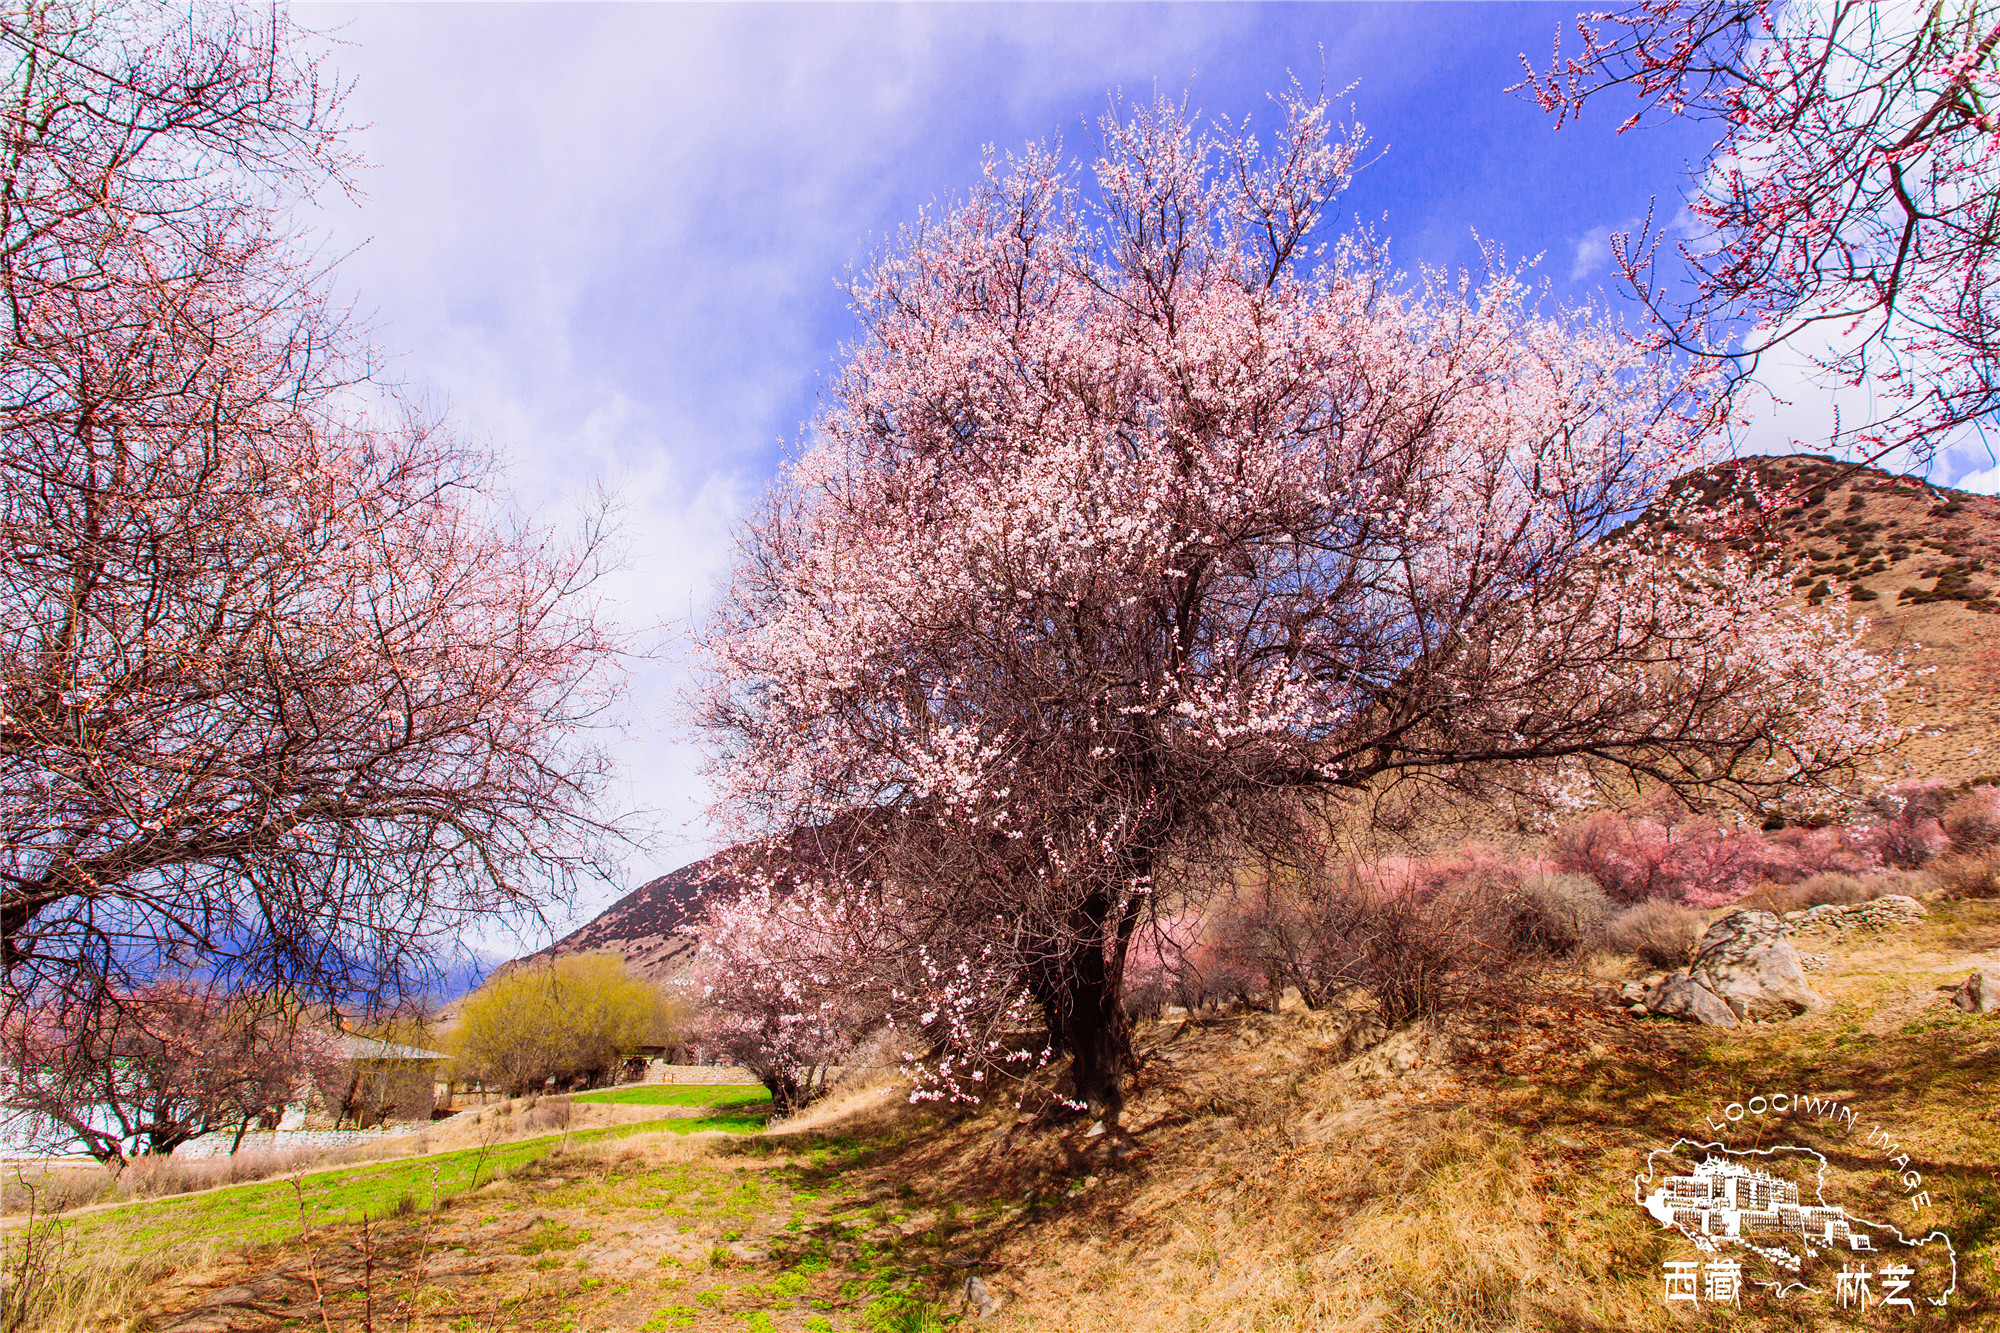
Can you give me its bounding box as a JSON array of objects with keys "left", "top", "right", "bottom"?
[{"left": 448, "top": 954, "right": 672, "bottom": 1096}]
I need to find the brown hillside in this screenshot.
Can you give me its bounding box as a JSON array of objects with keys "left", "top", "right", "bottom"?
[{"left": 1657, "top": 453, "right": 2000, "bottom": 789}]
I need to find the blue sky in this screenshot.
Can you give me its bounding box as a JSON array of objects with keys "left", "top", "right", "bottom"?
[{"left": 295, "top": 2, "right": 1998, "bottom": 949}]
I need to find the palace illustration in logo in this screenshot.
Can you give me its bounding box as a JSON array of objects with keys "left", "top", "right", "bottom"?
[
  {"left": 1641, "top": 1156, "right": 1872, "bottom": 1267},
  {"left": 1635, "top": 1115, "right": 1959, "bottom": 1312}
]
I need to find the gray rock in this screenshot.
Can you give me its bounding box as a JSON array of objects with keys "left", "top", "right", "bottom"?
[
  {"left": 1690, "top": 910, "right": 1827, "bottom": 1021},
  {"left": 964, "top": 1275, "right": 1001, "bottom": 1318},
  {"left": 1646, "top": 974, "right": 1740, "bottom": 1026},
  {"left": 1951, "top": 969, "right": 1999, "bottom": 1015},
  {"left": 1789, "top": 893, "right": 1929, "bottom": 938},
  {"left": 1869, "top": 893, "right": 1929, "bottom": 925},
  {"left": 1618, "top": 981, "right": 1647, "bottom": 1004}
]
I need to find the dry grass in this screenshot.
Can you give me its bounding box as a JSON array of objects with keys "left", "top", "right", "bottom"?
[
  {"left": 1, "top": 1094, "right": 574, "bottom": 1220},
  {"left": 1600, "top": 899, "right": 1703, "bottom": 970},
  {"left": 764, "top": 1067, "right": 908, "bottom": 1138},
  {"left": 38, "top": 896, "right": 2000, "bottom": 1333},
  {"left": 1936, "top": 849, "right": 2000, "bottom": 899},
  {"left": 1, "top": 1245, "right": 169, "bottom": 1333},
  {"left": 0, "top": 1184, "right": 175, "bottom": 1333},
  {"left": 743, "top": 896, "right": 2000, "bottom": 1332},
  {"left": 0, "top": 1151, "right": 328, "bottom": 1217},
  {"left": 1942, "top": 787, "right": 2000, "bottom": 851},
  {"left": 1735, "top": 867, "right": 1906, "bottom": 913}
]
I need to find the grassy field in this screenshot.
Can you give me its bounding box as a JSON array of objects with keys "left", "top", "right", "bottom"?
[
  {"left": 48, "top": 1122, "right": 963, "bottom": 1333},
  {"left": 51, "top": 1113, "right": 770, "bottom": 1262},
  {"left": 570, "top": 1084, "right": 773, "bottom": 1109}
]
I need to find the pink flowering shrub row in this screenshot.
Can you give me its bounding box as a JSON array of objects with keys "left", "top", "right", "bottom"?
[
  {"left": 694, "top": 784, "right": 1997, "bottom": 1104},
  {"left": 1125, "top": 851, "right": 1603, "bottom": 1022},
  {"left": 1124, "top": 783, "right": 1997, "bottom": 1018},
  {"left": 1551, "top": 786, "right": 1970, "bottom": 909}
]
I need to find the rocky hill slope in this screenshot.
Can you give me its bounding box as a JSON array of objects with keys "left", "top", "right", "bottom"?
[
  {"left": 519, "top": 858, "right": 721, "bottom": 984},
  {"left": 1658, "top": 453, "right": 2000, "bottom": 788}
]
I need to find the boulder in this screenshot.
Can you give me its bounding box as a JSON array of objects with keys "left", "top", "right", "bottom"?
[
  {"left": 964, "top": 1275, "right": 1001, "bottom": 1318},
  {"left": 1646, "top": 973, "right": 1740, "bottom": 1027},
  {"left": 1690, "top": 910, "right": 1827, "bottom": 1021},
  {"left": 1951, "top": 969, "right": 1999, "bottom": 1015},
  {"left": 1788, "top": 893, "right": 1928, "bottom": 937}
]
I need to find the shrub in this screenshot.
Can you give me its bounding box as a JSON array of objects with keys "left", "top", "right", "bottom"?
[
  {"left": 1554, "top": 807, "right": 1786, "bottom": 906},
  {"left": 1556, "top": 799, "right": 1903, "bottom": 908},
  {"left": 1764, "top": 822, "right": 1881, "bottom": 875},
  {"left": 1941, "top": 788, "right": 2000, "bottom": 852},
  {"left": 450, "top": 954, "right": 675, "bottom": 1097},
  {"left": 1126, "top": 911, "right": 1263, "bottom": 1016},
  {"left": 1480, "top": 872, "right": 1609, "bottom": 960},
  {"left": 1208, "top": 872, "right": 1367, "bottom": 1012},
  {"left": 1328, "top": 865, "right": 1507, "bottom": 1026},
  {"left": 521, "top": 1099, "right": 572, "bottom": 1134},
  {"left": 1603, "top": 900, "right": 1705, "bottom": 971},
  {"left": 1934, "top": 850, "right": 2000, "bottom": 899},
  {"left": 1211, "top": 857, "right": 1509, "bottom": 1025},
  {"left": 1874, "top": 814, "right": 1948, "bottom": 869},
  {"left": 1871, "top": 779, "right": 1955, "bottom": 824},
  {"left": 1736, "top": 872, "right": 1883, "bottom": 915}
]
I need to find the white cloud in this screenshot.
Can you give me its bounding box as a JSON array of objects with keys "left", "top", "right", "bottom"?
[
  {"left": 293, "top": 3, "right": 1257, "bottom": 942},
  {"left": 1953, "top": 456, "right": 2000, "bottom": 494},
  {"left": 1725, "top": 324, "right": 1997, "bottom": 492},
  {"left": 1570, "top": 230, "right": 1613, "bottom": 284}
]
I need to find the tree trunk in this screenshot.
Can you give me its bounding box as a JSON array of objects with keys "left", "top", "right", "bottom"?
[{"left": 1034, "top": 934, "right": 1135, "bottom": 1126}]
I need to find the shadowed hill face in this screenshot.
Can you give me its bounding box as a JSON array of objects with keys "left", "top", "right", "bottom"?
[
  {"left": 527, "top": 860, "right": 728, "bottom": 985},
  {"left": 1644, "top": 453, "right": 2000, "bottom": 788}
]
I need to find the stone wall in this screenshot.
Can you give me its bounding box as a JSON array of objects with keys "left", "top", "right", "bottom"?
[
  {"left": 175, "top": 1126, "right": 417, "bottom": 1159},
  {"left": 642, "top": 1063, "right": 763, "bottom": 1086}
]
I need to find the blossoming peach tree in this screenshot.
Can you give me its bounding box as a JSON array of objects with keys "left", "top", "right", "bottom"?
[{"left": 692, "top": 92, "right": 1905, "bottom": 1122}]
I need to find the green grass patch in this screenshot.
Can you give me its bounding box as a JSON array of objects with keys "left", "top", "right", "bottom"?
[
  {"left": 518, "top": 1221, "right": 591, "bottom": 1255},
  {"left": 61, "top": 1115, "right": 767, "bottom": 1259},
  {"left": 570, "top": 1084, "right": 772, "bottom": 1109}
]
